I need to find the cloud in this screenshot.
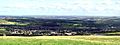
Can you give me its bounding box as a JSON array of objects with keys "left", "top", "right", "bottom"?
[{"left": 0, "top": 0, "right": 120, "bottom": 16}]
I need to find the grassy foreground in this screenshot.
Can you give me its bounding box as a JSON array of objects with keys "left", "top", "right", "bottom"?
[{"left": 0, "top": 36, "right": 120, "bottom": 45}]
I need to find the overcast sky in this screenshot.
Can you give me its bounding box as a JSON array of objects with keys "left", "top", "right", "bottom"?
[{"left": 0, "top": 0, "right": 120, "bottom": 16}]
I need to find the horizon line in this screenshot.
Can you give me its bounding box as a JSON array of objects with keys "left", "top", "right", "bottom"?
[{"left": 0, "top": 15, "right": 119, "bottom": 17}]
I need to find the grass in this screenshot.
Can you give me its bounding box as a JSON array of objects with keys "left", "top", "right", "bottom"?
[
  {"left": 0, "top": 36, "right": 120, "bottom": 45},
  {"left": 0, "top": 19, "right": 17, "bottom": 25},
  {"left": 0, "top": 28, "right": 6, "bottom": 31},
  {"left": 0, "top": 19, "right": 29, "bottom": 26},
  {"left": 104, "top": 32, "right": 120, "bottom": 34}
]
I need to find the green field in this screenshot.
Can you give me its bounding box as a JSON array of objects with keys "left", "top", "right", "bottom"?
[
  {"left": 104, "top": 32, "right": 120, "bottom": 34},
  {"left": 0, "top": 36, "right": 120, "bottom": 45}
]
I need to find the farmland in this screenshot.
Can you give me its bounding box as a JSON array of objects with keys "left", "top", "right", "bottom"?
[
  {"left": 0, "top": 36, "right": 120, "bottom": 45},
  {"left": 0, "top": 16, "right": 120, "bottom": 45},
  {"left": 1, "top": 16, "right": 120, "bottom": 36}
]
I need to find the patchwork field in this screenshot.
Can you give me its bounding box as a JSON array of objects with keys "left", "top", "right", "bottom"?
[{"left": 0, "top": 36, "right": 120, "bottom": 45}]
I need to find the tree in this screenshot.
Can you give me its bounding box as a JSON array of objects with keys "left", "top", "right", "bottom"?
[{"left": 0, "top": 28, "right": 9, "bottom": 36}]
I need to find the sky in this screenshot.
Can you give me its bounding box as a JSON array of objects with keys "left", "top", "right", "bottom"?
[{"left": 0, "top": 0, "right": 120, "bottom": 16}]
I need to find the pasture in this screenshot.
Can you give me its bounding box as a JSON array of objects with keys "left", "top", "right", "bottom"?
[{"left": 0, "top": 36, "right": 119, "bottom": 45}]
